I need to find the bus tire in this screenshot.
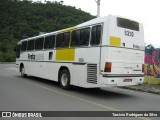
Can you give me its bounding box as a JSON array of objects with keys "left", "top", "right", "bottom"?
[
  {"left": 59, "top": 69, "right": 71, "bottom": 90},
  {"left": 20, "top": 65, "right": 27, "bottom": 77}
]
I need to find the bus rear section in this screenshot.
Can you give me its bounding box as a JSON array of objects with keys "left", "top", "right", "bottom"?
[{"left": 100, "top": 16, "right": 144, "bottom": 87}]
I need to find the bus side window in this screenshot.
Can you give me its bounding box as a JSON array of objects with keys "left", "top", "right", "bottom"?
[
  {"left": 21, "top": 41, "right": 27, "bottom": 52},
  {"left": 27, "top": 39, "right": 35, "bottom": 51},
  {"left": 44, "top": 35, "right": 55, "bottom": 49},
  {"left": 56, "top": 32, "right": 70, "bottom": 48},
  {"left": 71, "top": 28, "right": 90, "bottom": 47},
  {"left": 56, "top": 33, "right": 63, "bottom": 48},
  {"left": 71, "top": 30, "right": 80, "bottom": 46},
  {"left": 90, "top": 25, "right": 101, "bottom": 45},
  {"left": 80, "top": 28, "right": 90, "bottom": 46},
  {"left": 35, "top": 37, "right": 44, "bottom": 50},
  {"left": 63, "top": 32, "right": 70, "bottom": 47},
  {"left": 16, "top": 44, "right": 21, "bottom": 58}
]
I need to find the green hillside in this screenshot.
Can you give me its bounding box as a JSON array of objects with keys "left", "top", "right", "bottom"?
[{"left": 0, "top": 0, "right": 95, "bottom": 62}]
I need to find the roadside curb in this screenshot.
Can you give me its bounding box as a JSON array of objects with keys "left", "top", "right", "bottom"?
[{"left": 120, "top": 86, "right": 160, "bottom": 95}]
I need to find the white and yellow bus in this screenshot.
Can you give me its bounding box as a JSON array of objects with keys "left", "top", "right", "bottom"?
[{"left": 15, "top": 15, "right": 144, "bottom": 89}]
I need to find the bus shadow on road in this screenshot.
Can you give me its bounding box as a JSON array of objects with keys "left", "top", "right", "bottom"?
[
  {"left": 17, "top": 75, "right": 60, "bottom": 88},
  {"left": 72, "top": 87, "right": 135, "bottom": 99},
  {"left": 18, "top": 75, "right": 135, "bottom": 99}
]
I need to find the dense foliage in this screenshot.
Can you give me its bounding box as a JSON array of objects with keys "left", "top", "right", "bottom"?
[{"left": 0, "top": 0, "right": 95, "bottom": 62}]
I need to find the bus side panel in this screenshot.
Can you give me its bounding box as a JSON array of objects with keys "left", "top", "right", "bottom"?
[{"left": 69, "top": 47, "right": 101, "bottom": 88}]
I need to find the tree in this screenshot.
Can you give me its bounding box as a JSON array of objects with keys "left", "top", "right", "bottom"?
[{"left": 0, "top": 0, "right": 95, "bottom": 62}]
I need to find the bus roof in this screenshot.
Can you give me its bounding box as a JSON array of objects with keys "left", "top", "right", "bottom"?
[{"left": 18, "top": 15, "right": 140, "bottom": 44}]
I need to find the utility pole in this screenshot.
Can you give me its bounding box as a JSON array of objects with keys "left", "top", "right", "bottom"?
[
  {"left": 60, "top": 0, "right": 64, "bottom": 4},
  {"left": 95, "top": 0, "right": 100, "bottom": 17}
]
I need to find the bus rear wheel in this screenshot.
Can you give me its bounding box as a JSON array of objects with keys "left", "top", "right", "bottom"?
[{"left": 59, "top": 69, "right": 71, "bottom": 90}]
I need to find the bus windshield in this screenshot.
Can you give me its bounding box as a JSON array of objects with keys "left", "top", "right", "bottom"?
[{"left": 117, "top": 17, "right": 139, "bottom": 31}]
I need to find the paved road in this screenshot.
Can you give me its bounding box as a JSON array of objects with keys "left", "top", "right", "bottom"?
[{"left": 0, "top": 64, "right": 160, "bottom": 120}]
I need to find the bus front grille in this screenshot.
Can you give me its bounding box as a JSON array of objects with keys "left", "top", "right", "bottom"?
[{"left": 87, "top": 64, "right": 97, "bottom": 84}]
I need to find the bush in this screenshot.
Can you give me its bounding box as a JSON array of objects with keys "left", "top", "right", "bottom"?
[{"left": 0, "top": 52, "right": 15, "bottom": 62}]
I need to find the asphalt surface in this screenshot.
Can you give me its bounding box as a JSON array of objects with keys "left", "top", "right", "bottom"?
[{"left": 0, "top": 64, "right": 160, "bottom": 120}]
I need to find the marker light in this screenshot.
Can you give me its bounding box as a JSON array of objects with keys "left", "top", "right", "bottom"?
[
  {"left": 104, "top": 62, "right": 112, "bottom": 72},
  {"left": 142, "top": 64, "right": 144, "bottom": 73}
]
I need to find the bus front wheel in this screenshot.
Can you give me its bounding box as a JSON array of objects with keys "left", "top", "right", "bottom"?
[
  {"left": 20, "top": 65, "right": 27, "bottom": 77},
  {"left": 59, "top": 69, "right": 71, "bottom": 90}
]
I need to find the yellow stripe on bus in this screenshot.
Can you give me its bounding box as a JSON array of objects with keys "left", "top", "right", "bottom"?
[
  {"left": 58, "top": 26, "right": 78, "bottom": 33},
  {"left": 110, "top": 36, "right": 121, "bottom": 46},
  {"left": 56, "top": 48, "right": 75, "bottom": 61}
]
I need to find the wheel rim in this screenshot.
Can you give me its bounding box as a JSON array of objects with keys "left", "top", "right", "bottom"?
[{"left": 61, "top": 74, "right": 68, "bottom": 86}]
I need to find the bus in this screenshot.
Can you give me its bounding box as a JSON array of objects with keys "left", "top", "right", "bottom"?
[{"left": 15, "top": 15, "right": 144, "bottom": 89}]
